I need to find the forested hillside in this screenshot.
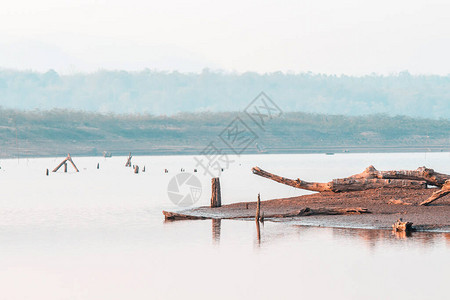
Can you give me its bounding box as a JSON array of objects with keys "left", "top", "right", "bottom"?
[{"left": 0, "top": 69, "right": 449, "bottom": 118}]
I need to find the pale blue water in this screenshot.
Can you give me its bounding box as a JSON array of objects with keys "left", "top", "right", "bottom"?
[{"left": 0, "top": 152, "right": 449, "bottom": 299}]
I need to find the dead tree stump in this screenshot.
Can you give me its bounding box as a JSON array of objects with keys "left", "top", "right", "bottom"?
[
  {"left": 392, "top": 218, "right": 413, "bottom": 231},
  {"left": 210, "top": 177, "right": 221, "bottom": 208}
]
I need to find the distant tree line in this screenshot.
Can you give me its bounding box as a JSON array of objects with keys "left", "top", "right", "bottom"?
[{"left": 0, "top": 69, "right": 449, "bottom": 118}]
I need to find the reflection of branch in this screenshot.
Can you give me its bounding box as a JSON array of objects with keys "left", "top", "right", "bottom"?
[{"left": 255, "top": 220, "right": 261, "bottom": 244}]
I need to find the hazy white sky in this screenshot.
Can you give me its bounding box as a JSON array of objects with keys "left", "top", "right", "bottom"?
[{"left": 0, "top": 0, "right": 449, "bottom": 74}]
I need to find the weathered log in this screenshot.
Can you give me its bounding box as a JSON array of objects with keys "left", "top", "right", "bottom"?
[
  {"left": 420, "top": 180, "right": 450, "bottom": 206},
  {"left": 162, "top": 206, "right": 370, "bottom": 220},
  {"left": 351, "top": 165, "right": 449, "bottom": 187},
  {"left": 387, "top": 199, "right": 412, "bottom": 205},
  {"left": 210, "top": 178, "right": 221, "bottom": 208},
  {"left": 269, "top": 207, "right": 370, "bottom": 218},
  {"left": 163, "top": 211, "right": 208, "bottom": 220},
  {"left": 252, "top": 166, "right": 427, "bottom": 192}
]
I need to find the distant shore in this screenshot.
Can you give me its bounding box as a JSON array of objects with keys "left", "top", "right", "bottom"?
[
  {"left": 1, "top": 108, "right": 449, "bottom": 159},
  {"left": 1, "top": 145, "right": 448, "bottom": 159}
]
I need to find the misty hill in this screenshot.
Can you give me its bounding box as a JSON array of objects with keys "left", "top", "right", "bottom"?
[
  {"left": 0, "top": 69, "right": 449, "bottom": 119},
  {"left": 0, "top": 108, "right": 448, "bottom": 158}
]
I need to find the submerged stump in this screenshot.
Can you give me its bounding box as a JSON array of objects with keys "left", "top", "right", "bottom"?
[{"left": 392, "top": 219, "right": 413, "bottom": 232}]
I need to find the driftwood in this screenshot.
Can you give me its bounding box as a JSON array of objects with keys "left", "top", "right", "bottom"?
[
  {"left": 252, "top": 166, "right": 428, "bottom": 192},
  {"left": 349, "top": 165, "right": 449, "bottom": 187},
  {"left": 269, "top": 207, "right": 369, "bottom": 218},
  {"left": 392, "top": 219, "right": 413, "bottom": 231},
  {"left": 162, "top": 206, "right": 369, "bottom": 220},
  {"left": 163, "top": 211, "right": 208, "bottom": 220},
  {"left": 388, "top": 199, "right": 412, "bottom": 205},
  {"left": 53, "top": 154, "right": 79, "bottom": 172},
  {"left": 420, "top": 180, "right": 450, "bottom": 206}
]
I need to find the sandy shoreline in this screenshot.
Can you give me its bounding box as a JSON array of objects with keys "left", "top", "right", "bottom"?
[{"left": 164, "top": 188, "right": 450, "bottom": 232}]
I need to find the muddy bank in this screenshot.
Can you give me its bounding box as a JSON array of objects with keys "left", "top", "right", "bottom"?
[{"left": 163, "top": 188, "right": 450, "bottom": 232}]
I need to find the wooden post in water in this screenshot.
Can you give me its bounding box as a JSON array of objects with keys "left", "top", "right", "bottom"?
[
  {"left": 64, "top": 162, "right": 67, "bottom": 173},
  {"left": 134, "top": 165, "right": 139, "bottom": 174},
  {"left": 255, "top": 193, "right": 261, "bottom": 222},
  {"left": 210, "top": 177, "right": 221, "bottom": 208},
  {"left": 97, "top": 163, "right": 99, "bottom": 169},
  {"left": 46, "top": 169, "right": 49, "bottom": 176}
]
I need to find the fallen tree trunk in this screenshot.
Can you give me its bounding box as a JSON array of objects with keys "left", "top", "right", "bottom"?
[
  {"left": 252, "top": 166, "right": 427, "bottom": 192},
  {"left": 163, "top": 206, "right": 370, "bottom": 220},
  {"left": 420, "top": 180, "right": 450, "bottom": 206},
  {"left": 268, "top": 207, "right": 369, "bottom": 218}
]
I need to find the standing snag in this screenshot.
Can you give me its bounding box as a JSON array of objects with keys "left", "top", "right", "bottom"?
[
  {"left": 210, "top": 178, "right": 221, "bottom": 208},
  {"left": 255, "top": 193, "right": 261, "bottom": 222}
]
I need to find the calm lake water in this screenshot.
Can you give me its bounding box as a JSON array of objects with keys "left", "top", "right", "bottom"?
[{"left": 0, "top": 152, "right": 449, "bottom": 299}]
